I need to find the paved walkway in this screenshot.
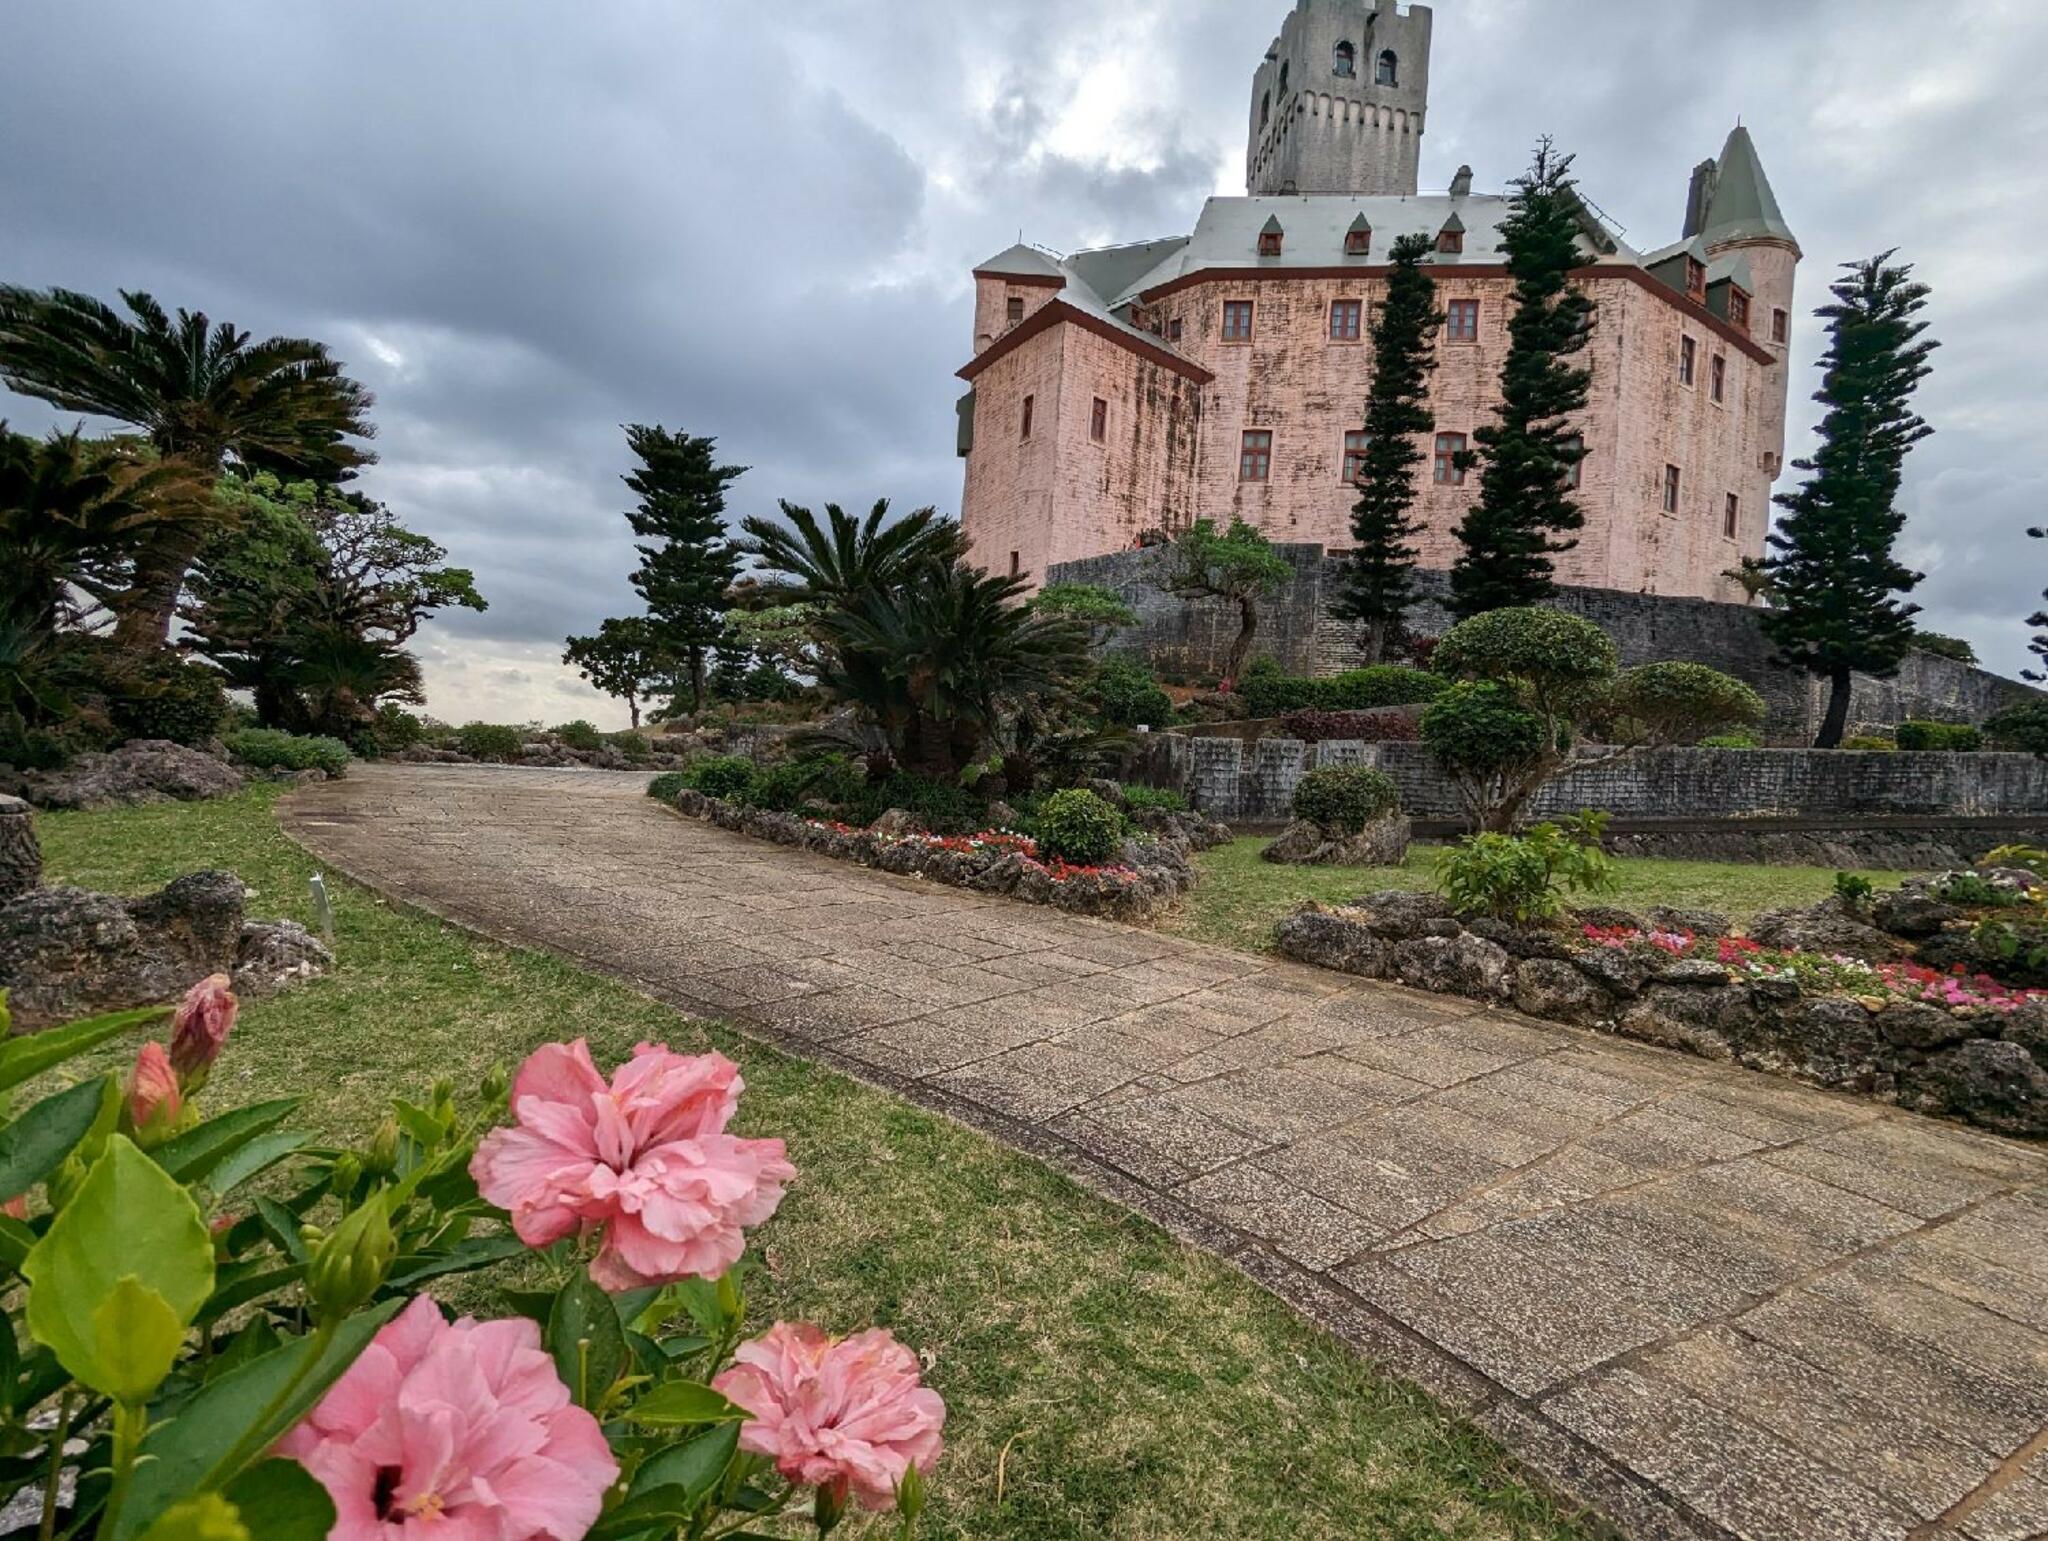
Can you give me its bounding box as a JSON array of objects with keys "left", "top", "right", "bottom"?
[{"left": 284, "top": 766, "right": 2048, "bottom": 1541}]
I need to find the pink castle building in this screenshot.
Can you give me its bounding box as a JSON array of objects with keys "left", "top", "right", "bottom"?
[{"left": 955, "top": 0, "right": 1802, "bottom": 606}]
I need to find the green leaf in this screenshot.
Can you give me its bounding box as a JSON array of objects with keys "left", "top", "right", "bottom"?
[
  {"left": 593, "top": 1423, "right": 744, "bottom": 1540},
  {"left": 383, "top": 1233, "right": 529, "bottom": 1290},
  {"left": 625, "top": 1379, "right": 748, "bottom": 1428},
  {"left": 204, "top": 1130, "right": 310, "bottom": 1198},
  {"left": 153, "top": 1100, "right": 301, "bottom": 1187},
  {"left": 198, "top": 1263, "right": 304, "bottom": 1325},
  {"left": 114, "top": 1298, "right": 406, "bottom": 1541},
  {"left": 0, "top": 1076, "right": 110, "bottom": 1200},
  {"left": 0, "top": 1007, "right": 165, "bottom": 1095},
  {"left": 391, "top": 1098, "right": 447, "bottom": 1147},
  {"left": 24, "top": 1136, "right": 214, "bottom": 1403},
  {"left": 548, "top": 1274, "right": 627, "bottom": 1412},
  {"left": 0, "top": 1214, "right": 35, "bottom": 1273},
  {"left": 93, "top": 1276, "right": 187, "bottom": 1403},
  {"left": 253, "top": 1196, "right": 311, "bottom": 1263},
  {"left": 667, "top": 1275, "right": 725, "bottom": 1336},
  {"left": 135, "top": 1494, "right": 249, "bottom": 1541},
  {"left": 221, "top": 1459, "right": 336, "bottom": 1541},
  {"left": 499, "top": 1287, "right": 557, "bottom": 1323}
]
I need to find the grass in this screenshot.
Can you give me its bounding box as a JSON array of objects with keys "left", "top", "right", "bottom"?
[
  {"left": 1161, "top": 836, "right": 1913, "bottom": 955},
  {"left": 35, "top": 788, "right": 1590, "bottom": 1541}
]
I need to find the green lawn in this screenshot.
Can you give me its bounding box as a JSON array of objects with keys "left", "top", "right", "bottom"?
[
  {"left": 1162, "top": 836, "right": 1911, "bottom": 955},
  {"left": 35, "top": 789, "right": 1589, "bottom": 1541}
]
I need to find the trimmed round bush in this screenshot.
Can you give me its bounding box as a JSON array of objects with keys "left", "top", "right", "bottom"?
[
  {"left": 1035, "top": 788, "right": 1125, "bottom": 865},
  {"left": 454, "top": 722, "right": 525, "bottom": 762},
  {"left": 1987, "top": 701, "right": 2048, "bottom": 756},
  {"left": 1896, "top": 720, "right": 1984, "bottom": 753},
  {"left": 1420, "top": 681, "right": 1547, "bottom": 778},
  {"left": 680, "top": 755, "right": 762, "bottom": 801},
  {"left": 1432, "top": 608, "right": 1618, "bottom": 705},
  {"left": 1291, "top": 765, "right": 1399, "bottom": 834},
  {"left": 1608, "top": 661, "right": 1766, "bottom": 747},
  {"left": 551, "top": 719, "right": 604, "bottom": 752},
  {"left": 1320, "top": 666, "right": 1447, "bottom": 711},
  {"left": 222, "top": 728, "right": 353, "bottom": 777},
  {"left": 104, "top": 652, "right": 230, "bottom": 747}
]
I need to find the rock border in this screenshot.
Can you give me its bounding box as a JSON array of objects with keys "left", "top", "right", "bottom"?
[{"left": 1276, "top": 891, "right": 2047, "bottom": 1140}]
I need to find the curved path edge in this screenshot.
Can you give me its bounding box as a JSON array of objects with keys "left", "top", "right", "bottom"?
[{"left": 280, "top": 767, "right": 2048, "bottom": 1541}]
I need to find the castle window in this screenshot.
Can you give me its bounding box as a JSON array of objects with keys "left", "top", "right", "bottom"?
[
  {"left": 1679, "top": 336, "right": 1698, "bottom": 387},
  {"left": 1436, "top": 224, "right": 1464, "bottom": 255},
  {"left": 1259, "top": 226, "right": 1284, "bottom": 257},
  {"left": 1710, "top": 354, "right": 1728, "bottom": 404},
  {"left": 1724, "top": 493, "right": 1740, "bottom": 540},
  {"left": 1727, "top": 290, "right": 1751, "bottom": 331},
  {"left": 1434, "top": 432, "right": 1467, "bottom": 486},
  {"left": 1772, "top": 308, "right": 1789, "bottom": 344},
  {"left": 1334, "top": 41, "right": 1356, "bottom": 77},
  {"left": 1447, "top": 299, "right": 1480, "bottom": 341},
  {"left": 1377, "top": 50, "right": 1398, "bottom": 86},
  {"left": 1222, "top": 300, "right": 1255, "bottom": 341},
  {"left": 1562, "top": 433, "right": 1584, "bottom": 490},
  {"left": 1662, "top": 464, "right": 1682, "bottom": 514},
  {"left": 1009, "top": 551, "right": 1021, "bottom": 578},
  {"left": 1091, "top": 397, "right": 1108, "bottom": 443},
  {"left": 1169, "top": 317, "right": 1184, "bottom": 343},
  {"left": 1240, "top": 430, "right": 1273, "bottom": 482},
  {"left": 1343, "top": 431, "right": 1372, "bottom": 483},
  {"left": 1330, "top": 299, "right": 1363, "bottom": 341},
  {"left": 1021, "top": 395, "right": 1034, "bottom": 440},
  {"left": 1686, "top": 258, "right": 1707, "bottom": 299},
  {"left": 1345, "top": 223, "right": 1372, "bottom": 256},
  {"left": 1006, "top": 296, "right": 1025, "bottom": 326}
]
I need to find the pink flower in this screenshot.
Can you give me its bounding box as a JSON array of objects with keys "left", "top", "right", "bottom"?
[
  {"left": 713, "top": 1322, "right": 945, "bottom": 1511},
  {"left": 281, "top": 1295, "right": 617, "bottom": 1540},
  {"left": 170, "top": 973, "right": 238, "bottom": 1081},
  {"left": 127, "top": 1042, "right": 181, "bottom": 1136},
  {"left": 1, "top": 1196, "right": 26, "bottom": 1221},
  {"left": 471, "top": 1040, "right": 796, "bottom": 1290}
]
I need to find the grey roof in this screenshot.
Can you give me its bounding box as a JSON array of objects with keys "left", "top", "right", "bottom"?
[
  {"left": 972, "top": 242, "right": 1064, "bottom": 279},
  {"left": 1641, "top": 234, "right": 1709, "bottom": 270},
  {"left": 1439, "top": 211, "right": 1466, "bottom": 234},
  {"left": 1698, "top": 127, "right": 1798, "bottom": 249},
  {"left": 1064, "top": 236, "right": 1189, "bottom": 307},
  {"left": 1261, "top": 213, "right": 1286, "bottom": 235},
  {"left": 1347, "top": 212, "right": 1372, "bottom": 232},
  {"left": 1706, "top": 252, "right": 1755, "bottom": 293}
]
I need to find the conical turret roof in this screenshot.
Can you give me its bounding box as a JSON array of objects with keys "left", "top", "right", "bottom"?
[{"left": 1700, "top": 126, "right": 1798, "bottom": 250}]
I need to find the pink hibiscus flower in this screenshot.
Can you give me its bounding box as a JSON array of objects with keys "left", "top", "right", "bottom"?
[
  {"left": 170, "top": 973, "right": 238, "bottom": 1081},
  {"left": 713, "top": 1322, "right": 945, "bottom": 1511},
  {"left": 280, "top": 1295, "right": 617, "bottom": 1540},
  {"left": 470, "top": 1040, "right": 795, "bottom": 1289},
  {"left": 127, "top": 1041, "right": 181, "bottom": 1136}
]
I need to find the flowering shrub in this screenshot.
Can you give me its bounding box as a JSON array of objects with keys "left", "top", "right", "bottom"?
[{"left": 0, "top": 984, "right": 945, "bottom": 1539}]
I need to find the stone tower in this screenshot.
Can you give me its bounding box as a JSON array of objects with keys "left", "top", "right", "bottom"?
[{"left": 1247, "top": 0, "right": 1432, "bottom": 197}]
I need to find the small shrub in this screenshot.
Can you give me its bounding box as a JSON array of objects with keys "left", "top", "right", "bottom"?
[
  {"left": 610, "top": 730, "right": 652, "bottom": 759},
  {"left": 1970, "top": 916, "right": 2048, "bottom": 987},
  {"left": 1984, "top": 844, "right": 2048, "bottom": 877},
  {"left": 1420, "top": 681, "right": 1546, "bottom": 779},
  {"left": 1933, "top": 871, "right": 2024, "bottom": 909},
  {"left": 842, "top": 770, "right": 984, "bottom": 831},
  {"left": 1896, "top": 720, "right": 1984, "bottom": 753},
  {"left": 680, "top": 755, "right": 763, "bottom": 802},
  {"left": 1092, "top": 656, "right": 1175, "bottom": 729},
  {"left": 104, "top": 651, "right": 230, "bottom": 747},
  {"left": 1606, "top": 661, "right": 1766, "bottom": 747},
  {"left": 362, "top": 703, "right": 427, "bottom": 756},
  {"left": 1442, "top": 814, "right": 1616, "bottom": 924},
  {"left": 1432, "top": 608, "right": 1619, "bottom": 700},
  {"left": 1036, "top": 788, "right": 1125, "bottom": 865},
  {"left": 1291, "top": 766, "right": 1399, "bottom": 835},
  {"left": 1913, "top": 631, "right": 1979, "bottom": 665},
  {"left": 1986, "top": 701, "right": 2048, "bottom": 756},
  {"left": 551, "top": 719, "right": 604, "bottom": 752},
  {"left": 1833, "top": 872, "right": 1875, "bottom": 912},
  {"left": 222, "top": 727, "right": 353, "bottom": 777},
  {"left": 1700, "top": 732, "right": 1762, "bottom": 749},
  {"left": 1842, "top": 734, "right": 1897, "bottom": 751},
  {"left": 1319, "top": 666, "right": 1447, "bottom": 712},
  {"left": 1120, "top": 784, "right": 1189, "bottom": 815},
  {"left": 647, "top": 771, "right": 688, "bottom": 802},
  {"left": 454, "top": 722, "right": 525, "bottom": 762},
  {"left": 1281, "top": 708, "right": 1420, "bottom": 744}
]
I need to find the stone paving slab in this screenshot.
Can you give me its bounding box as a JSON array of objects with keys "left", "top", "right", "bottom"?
[{"left": 283, "top": 766, "right": 2048, "bottom": 1541}]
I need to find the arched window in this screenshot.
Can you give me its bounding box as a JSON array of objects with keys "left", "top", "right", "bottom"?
[
  {"left": 1279, "top": 60, "right": 1290, "bottom": 96},
  {"left": 1333, "top": 41, "right": 1356, "bottom": 77},
  {"left": 1376, "top": 50, "right": 1398, "bottom": 86},
  {"left": 1261, "top": 90, "right": 1270, "bottom": 129}
]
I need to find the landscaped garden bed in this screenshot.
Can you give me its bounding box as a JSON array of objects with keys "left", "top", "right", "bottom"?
[{"left": 1276, "top": 862, "right": 2048, "bottom": 1139}]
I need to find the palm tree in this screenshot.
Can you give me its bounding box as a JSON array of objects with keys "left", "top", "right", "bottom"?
[
  {"left": 740, "top": 499, "right": 965, "bottom": 603},
  {"left": 0, "top": 287, "right": 375, "bottom": 651}
]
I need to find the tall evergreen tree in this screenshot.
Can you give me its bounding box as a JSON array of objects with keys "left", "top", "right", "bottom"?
[
  {"left": 1761, "top": 252, "right": 1936, "bottom": 747},
  {"left": 620, "top": 425, "right": 746, "bottom": 713},
  {"left": 1448, "top": 140, "right": 1595, "bottom": 619},
  {"left": 2024, "top": 526, "right": 2046, "bottom": 684},
  {"left": 1333, "top": 233, "right": 1442, "bottom": 661}
]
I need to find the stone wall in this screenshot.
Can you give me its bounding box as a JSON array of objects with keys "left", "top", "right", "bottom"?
[{"left": 1051, "top": 546, "right": 2042, "bottom": 744}]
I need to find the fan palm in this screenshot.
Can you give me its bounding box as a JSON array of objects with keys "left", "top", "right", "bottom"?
[
  {"left": 0, "top": 286, "right": 375, "bottom": 650},
  {"left": 740, "top": 499, "right": 965, "bottom": 603}
]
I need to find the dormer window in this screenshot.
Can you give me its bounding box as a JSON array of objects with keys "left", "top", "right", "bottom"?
[
  {"left": 1377, "top": 50, "right": 1398, "bottom": 86},
  {"left": 1686, "top": 257, "right": 1707, "bottom": 300},
  {"left": 1436, "top": 216, "right": 1465, "bottom": 256},
  {"left": 1334, "top": 41, "right": 1356, "bottom": 77},
  {"left": 1345, "top": 216, "right": 1372, "bottom": 256},
  {"left": 1259, "top": 217, "right": 1284, "bottom": 257},
  {"left": 1727, "top": 289, "right": 1751, "bottom": 331}
]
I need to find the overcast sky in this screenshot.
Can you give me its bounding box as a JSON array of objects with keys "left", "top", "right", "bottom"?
[{"left": 5, "top": 0, "right": 2045, "bottom": 726}]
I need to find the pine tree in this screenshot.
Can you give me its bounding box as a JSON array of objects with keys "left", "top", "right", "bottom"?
[
  {"left": 621, "top": 425, "right": 746, "bottom": 713},
  {"left": 2024, "top": 526, "right": 2046, "bottom": 684},
  {"left": 1333, "top": 233, "right": 1442, "bottom": 662},
  {"left": 1761, "top": 253, "right": 1936, "bottom": 747},
  {"left": 1449, "top": 140, "right": 1595, "bottom": 619}
]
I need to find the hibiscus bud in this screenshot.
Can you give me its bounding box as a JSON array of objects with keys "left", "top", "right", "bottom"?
[
  {"left": 307, "top": 1194, "right": 396, "bottom": 1321},
  {"left": 127, "top": 1043, "right": 183, "bottom": 1145},
  {"left": 329, "top": 1153, "right": 363, "bottom": 1199},
  {"left": 896, "top": 1463, "right": 928, "bottom": 1524},
  {"left": 169, "top": 973, "right": 237, "bottom": 1088},
  {"left": 813, "top": 1480, "right": 849, "bottom": 1536},
  {"left": 481, "top": 1062, "right": 509, "bottom": 1105},
  {"left": 366, "top": 1118, "right": 400, "bottom": 1176}
]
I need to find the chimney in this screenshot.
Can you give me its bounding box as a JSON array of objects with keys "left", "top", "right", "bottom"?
[
  {"left": 1448, "top": 164, "right": 1473, "bottom": 197},
  {"left": 1683, "top": 158, "right": 1719, "bottom": 239}
]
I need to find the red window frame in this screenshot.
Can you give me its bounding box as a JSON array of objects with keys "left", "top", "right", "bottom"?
[
  {"left": 1090, "top": 397, "right": 1108, "bottom": 443},
  {"left": 1437, "top": 228, "right": 1464, "bottom": 255},
  {"left": 1728, "top": 290, "right": 1750, "bottom": 331},
  {"left": 1345, "top": 228, "right": 1371, "bottom": 256},
  {"left": 1329, "top": 299, "right": 1362, "bottom": 341},
  {"left": 1434, "top": 432, "right": 1467, "bottom": 486},
  {"left": 1446, "top": 299, "right": 1480, "bottom": 341},
  {"left": 1239, "top": 430, "right": 1274, "bottom": 482},
  {"left": 1168, "top": 317, "right": 1184, "bottom": 343},
  {"left": 1258, "top": 230, "right": 1283, "bottom": 257},
  {"left": 1005, "top": 296, "right": 1025, "bottom": 325},
  {"left": 1662, "top": 464, "right": 1682, "bottom": 513},
  {"left": 1679, "top": 336, "right": 1698, "bottom": 386},
  {"left": 1222, "top": 300, "right": 1255, "bottom": 341},
  {"left": 1342, "top": 431, "right": 1371, "bottom": 483},
  {"left": 1686, "top": 258, "right": 1707, "bottom": 299}
]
